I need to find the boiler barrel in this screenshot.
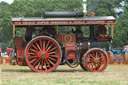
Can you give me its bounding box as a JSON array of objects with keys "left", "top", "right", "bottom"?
[
  {"left": 43, "top": 12, "right": 84, "bottom": 18},
  {"left": 81, "top": 41, "right": 109, "bottom": 50},
  {"left": 90, "top": 41, "right": 109, "bottom": 50}
]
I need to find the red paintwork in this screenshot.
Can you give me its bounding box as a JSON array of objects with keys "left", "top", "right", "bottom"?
[
  {"left": 37, "top": 50, "right": 49, "bottom": 59},
  {"left": 84, "top": 49, "right": 107, "bottom": 72},
  {"left": 56, "top": 34, "right": 76, "bottom": 43},
  {"left": 65, "top": 43, "right": 76, "bottom": 60},
  {"left": 62, "top": 34, "right": 76, "bottom": 60},
  {"left": 55, "top": 35, "right": 61, "bottom": 42},
  {"left": 25, "top": 36, "right": 62, "bottom": 72},
  {"left": 14, "top": 37, "right": 27, "bottom": 66},
  {"left": 56, "top": 34, "right": 77, "bottom": 60},
  {"left": 11, "top": 14, "right": 117, "bottom": 72},
  {"left": 12, "top": 20, "right": 116, "bottom": 26},
  {"left": 66, "top": 50, "right": 76, "bottom": 60},
  {"left": 16, "top": 48, "right": 26, "bottom": 65},
  {"left": 62, "top": 34, "right": 76, "bottom": 43},
  {"left": 96, "top": 37, "right": 112, "bottom": 41}
]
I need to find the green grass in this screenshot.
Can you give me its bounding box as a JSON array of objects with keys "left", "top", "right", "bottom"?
[
  {"left": 1, "top": 64, "right": 128, "bottom": 85},
  {"left": 2, "top": 78, "right": 127, "bottom": 85}
]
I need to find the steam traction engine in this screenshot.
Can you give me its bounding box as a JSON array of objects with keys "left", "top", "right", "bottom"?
[{"left": 11, "top": 12, "right": 116, "bottom": 72}]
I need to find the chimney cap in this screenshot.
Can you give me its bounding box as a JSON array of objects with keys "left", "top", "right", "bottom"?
[{"left": 88, "top": 12, "right": 95, "bottom": 16}]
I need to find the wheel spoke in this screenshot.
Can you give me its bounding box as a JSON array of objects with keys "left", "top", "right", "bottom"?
[
  {"left": 36, "top": 42, "right": 41, "bottom": 51},
  {"left": 87, "top": 57, "right": 93, "bottom": 60},
  {"left": 30, "top": 48, "right": 38, "bottom": 53},
  {"left": 90, "top": 63, "right": 93, "bottom": 69},
  {"left": 48, "top": 57, "right": 56, "bottom": 61},
  {"left": 89, "top": 54, "right": 95, "bottom": 59},
  {"left": 94, "top": 63, "right": 97, "bottom": 68},
  {"left": 36, "top": 60, "right": 41, "bottom": 69},
  {"left": 97, "top": 52, "right": 101, "bottom": 58},
  {"left": 41, "top": 59, "right": 44, "bottom": 70},
  {"left": 48, "top": 59, "right": 55, "bottom": 66},
  {"left": 45, "top": 40, "right": 50, "bottom": 50},
  {"left": 48, "top": 51, "right": 56, "bottom": 55},
  {"left": 87, "top": 60, "right": 93, "bottom": 63},
  {"left": 84, "top": 49, "right": 107, "bottom": 72},
  {"left": 32, "top": 44, "right": 38, "bottom": 51},
  {"left": 43, "top": 40, "right": 46, "bottom": 51},
  {"left": 48, "top": 47, "right": 57, "bottom": 53},
  {"left": 39, "top": 40, "right": 42, "bottom": 50},
  {"left": 33, "top": 58, "right": 40, "bottom": 66},
  {"left": 92, "top": 63, "right": 96, "bottom": 69},
  {"left": 92, "top": 52, "right": 96, "bottom": 58},
  {"left": 29, "top": 56, "right": 37, "bottom": 59},
  {"left": 97, "top": 63, "right": 101, "bottom": 67},
  {"left": 50, "top": 55, "right": 58, "bottom": 58},
  {"left": 30, "top": 58, "right": 37, "bottom": 63},
  {"left": 98, "top": 56, "right": 102, "bottom": 59},
  {"left": 46, "top": 44, "right": 53, "bottom": 51},
  {"left": 89, "top": 63, "right": 93, "bottom": 68},
  {"left": 99, "top": 61, "right": 103, "bottom": 64},
  {"left": 88, "top": 63, "right": 91, "bottom": 68},
  {"left": 26, "top": 36, "right": 61, "bottom": 72},
  {"left": 90, "top": 63, "right": 93, "bottom": 67},
  {"left": 28, "top": 52, "right": 36, "bottom": 55},
  {"left": 44, "top": 61, "right": 47, "bottom": 71},
  {"left": 45, "top": 59, "right": 51, "bottom": 68},
  {"left": 96, "top": 52, "right": 98, "bottom": 58}
]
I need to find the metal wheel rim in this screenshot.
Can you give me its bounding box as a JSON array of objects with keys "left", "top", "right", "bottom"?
[
  {"left": 25, "top": 36, "right": 62, "bottom": 72},
  {"left": 84, "top": 48, "right": 108, "bottom": 72}
]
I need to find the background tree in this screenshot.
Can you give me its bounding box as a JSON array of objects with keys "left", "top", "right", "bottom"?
[
  {"left": 0, "top": 0, "right": 83, "bottom": 51},
  {"left": 86, "top": 0, "right": 128, "bottom": 48},
  {"left": 0, "top": 0, "right": 128, "bottom": 51}
]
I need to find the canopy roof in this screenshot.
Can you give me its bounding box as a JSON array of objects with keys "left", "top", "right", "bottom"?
[{"left": 12, "top": 16, "right": 116, "bottom": 26}]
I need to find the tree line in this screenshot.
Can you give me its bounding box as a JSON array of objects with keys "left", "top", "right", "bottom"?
[
  {"left": 0, "top": 0, "right": 83, "bottom": 51},
  {"left": 0, "top": 0, "right": 128, "bottom": 51},
  {"left": 87, "top": 0, "right": 128, "bottom": 47}
]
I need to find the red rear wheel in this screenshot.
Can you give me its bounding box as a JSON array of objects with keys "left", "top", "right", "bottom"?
[
  {"left": 84, "top": 48, "right": 108, "bottom": 72},
  {"left": 25, "top": 36, "right": 62, "bottom": 72}
]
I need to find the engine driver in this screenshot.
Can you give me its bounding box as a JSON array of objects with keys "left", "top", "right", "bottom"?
[
  {"left": 96, "top": 25, "right": 107, "bottom": 38},
  {"left": 72, "top": 26, "right": 83, "bottom": 41}
]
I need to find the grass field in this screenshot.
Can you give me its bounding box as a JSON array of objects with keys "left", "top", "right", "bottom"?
[{"left": 0, "top": 64, "right": 128, "bottom": 85}]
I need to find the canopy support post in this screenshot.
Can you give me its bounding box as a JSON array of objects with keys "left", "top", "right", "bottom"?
[
  {"left": 13, "top": 25, "right": 16, "bottom": 38},
  {"left": 111, "top": 24, "right": 114, "bottom": 39},
  {"left": 56, "top": 25, "right": 58, "bottom": 34}
]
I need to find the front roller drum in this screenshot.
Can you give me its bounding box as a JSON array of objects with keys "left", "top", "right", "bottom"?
[
  {"left": 25, "top": 36, "right": 62, "bottom": 72},
  {"left": 83, "top": 48, "right": 108, "bottom": 72}
]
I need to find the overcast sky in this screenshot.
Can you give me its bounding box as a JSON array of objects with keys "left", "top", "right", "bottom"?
[{"left": 0, "top": 0, "right": 14, "bottom": 4}]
